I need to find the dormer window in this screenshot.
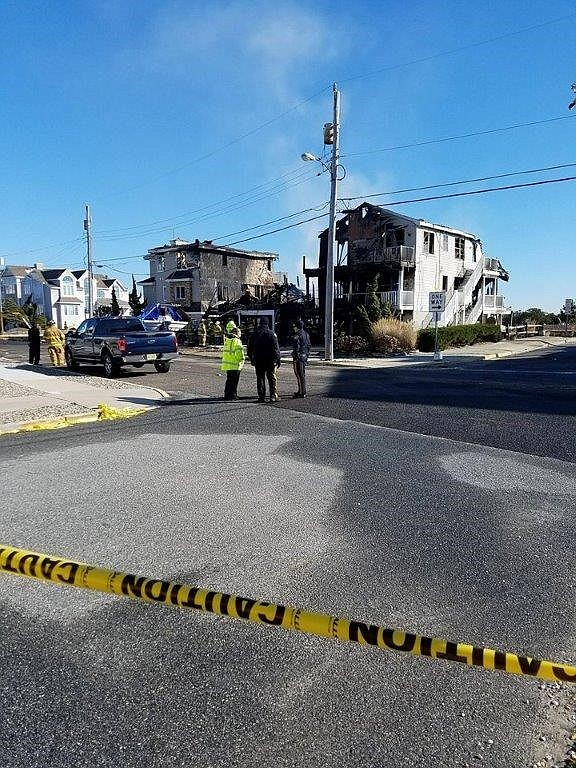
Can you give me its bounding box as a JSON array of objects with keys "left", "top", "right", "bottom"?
[{"left": 62, "top": 276, "right": 74, "bottom": 296}]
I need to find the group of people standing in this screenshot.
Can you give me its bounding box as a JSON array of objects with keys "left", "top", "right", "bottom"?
[
  {"left": 220, "top": 317, "right": 311, "bottom": 403},
  {"left": 27, "top": 321, "right": 65, "bottom": 366}
]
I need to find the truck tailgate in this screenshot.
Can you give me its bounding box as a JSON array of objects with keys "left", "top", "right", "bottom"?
[{"left": 121, "top": 332, "right": 177, "bottom": 356}]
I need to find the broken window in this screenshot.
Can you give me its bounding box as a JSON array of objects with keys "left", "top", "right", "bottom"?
[
  {"left": 455, "top": 237, "right": 465, "bottom": 259},
  {"left": 176, "top": 252, "right": 187, "bottom": 269},
  {"left": 222, "top": 254, "right": 228, "bottom": 267},
  {"left": 424, "top": 231, "right": 435, "bottom": 254},
  {"left": 157, "top": 255, "right": 165, "bottom": 271}
]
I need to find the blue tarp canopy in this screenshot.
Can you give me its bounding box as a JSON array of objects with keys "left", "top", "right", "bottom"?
[{"left": 138, "top": 304, "right": 187, "bottom": 322}]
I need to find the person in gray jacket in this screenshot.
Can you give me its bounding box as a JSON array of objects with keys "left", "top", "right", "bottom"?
[
  {"left": 292, "top": 319, "right": 311, "bottom": 398},
  {"left": 247, "top": 317, "right": 281, "bottom": 402}
]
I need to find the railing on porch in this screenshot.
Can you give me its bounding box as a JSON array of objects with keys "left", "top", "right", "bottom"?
[
  {"left": 483, "top": 294, "right": 505, "bottom": 309},
  {"left": 379, "top": 290, "right": 414, "bottom": 309},
  {"left": 374, "top": 245, "right": 415, "bottom": 267}
]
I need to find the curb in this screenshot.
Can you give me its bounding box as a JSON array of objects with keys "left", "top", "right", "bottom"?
[{"left": 0, "top": 403, "right": 151, "bottom": 437}]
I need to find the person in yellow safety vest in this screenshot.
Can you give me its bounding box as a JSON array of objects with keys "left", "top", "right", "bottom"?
[
  {"left": 198, "top": 320, "right": 207, "bottom": 347},
  {"left": 220, "top": 320, "right": 245, "bottom": 400},
  {"left": 43, "top": 321, "right": 65, "bottom": 366}
]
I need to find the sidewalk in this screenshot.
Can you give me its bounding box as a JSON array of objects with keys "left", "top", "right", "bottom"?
[
  {"left": 179, "top": 335, "right": 576, "bottom": 368},
  {"left": 0, "top": 364, "right": 168, "bottom": 433}
]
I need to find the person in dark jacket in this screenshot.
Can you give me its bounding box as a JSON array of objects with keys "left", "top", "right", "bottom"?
[
  {"left": 247, "top": 317, "right": 281, "bottom": 402},
  {"left": 291, "top": 319, "right": 311, "bottom": 398},
  {"left": 28, "top": 322, "right": 41, "bottom": 365}
]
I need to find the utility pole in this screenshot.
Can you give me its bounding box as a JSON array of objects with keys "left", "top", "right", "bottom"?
[
  {"left": 324, "top": 82, "right": 340, "bottom": 361},
  {"left": 0, "top": 256, "right": 5, "bottom": 335},
  {"left": 84, "top": 204, "right": 93, "bottom": 318}
]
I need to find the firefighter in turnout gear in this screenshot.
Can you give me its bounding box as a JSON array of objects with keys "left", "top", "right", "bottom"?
[
  {"left": 43, "top": 321, "right": 65, "bottom": 366},
  {"left": 220, "top": 320, "right": 245, "bottom": 400}
]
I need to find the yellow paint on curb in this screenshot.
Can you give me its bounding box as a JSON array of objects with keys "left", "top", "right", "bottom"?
[{"left": 0, "top": 403, "right": 148, "bottom": 437}]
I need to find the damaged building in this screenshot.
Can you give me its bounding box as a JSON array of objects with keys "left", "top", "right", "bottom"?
[
  {"left": 140, "top": 238, "right": 279, "bottom": 313},
  {"left": 304, "top": 203, "right": 509, "bottom": 329}
]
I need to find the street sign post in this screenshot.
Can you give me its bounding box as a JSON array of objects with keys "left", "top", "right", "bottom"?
[
  {"left": 564, "top": 298, "right": 573, "bottom": 334},
  {"left": 429, "top": 291, "right": 446, "bottom": 361}
]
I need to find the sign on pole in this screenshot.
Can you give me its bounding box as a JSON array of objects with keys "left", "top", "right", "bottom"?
[
  {"left": 429, "top": 291, "right": 446, "bottom": 315},
  {"left": 564, "top": 298, "right": 573, "bottom": 316}
]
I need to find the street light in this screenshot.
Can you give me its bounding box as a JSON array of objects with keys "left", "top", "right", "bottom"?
[
  {"left": 0, "top": 257, "right": 5, "bottom": 335},
  {"left": 301, "top": 83, "right": 340, "bottom": 361}
]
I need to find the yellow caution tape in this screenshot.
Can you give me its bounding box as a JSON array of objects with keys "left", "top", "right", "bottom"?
[
  {"left": 97, "top": 403, "right": 148, "bottom": 420},
  {"left": 1, "top": 544, "right": 574, "bottom": 684},
  {"left": 0, "top": 404, "right": 147, "bottom": 436}
]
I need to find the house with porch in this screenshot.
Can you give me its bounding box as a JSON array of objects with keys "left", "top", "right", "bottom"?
[{"left": 303, "top": 203, "right": 509, "bottom": 328}]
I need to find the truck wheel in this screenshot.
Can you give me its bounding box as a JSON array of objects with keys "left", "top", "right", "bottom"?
[
  {"left": 102, "top": 352, "right": 120, "bottom": 378},
  {"left": 65, "top": 348, "right": 80, "bottom": 371},
  {"left": 154, "top": 361, "right": 171, "bottom": 373}
]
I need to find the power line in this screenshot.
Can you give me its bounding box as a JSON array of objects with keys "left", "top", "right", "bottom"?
[
  {"left": 339, "top": 12, "right": 576, "bottom": 85},
  {"left": 92, "top": 86, "right": 332, "bottom": 202},
  {"left": 341, "top": 161, "right": 576, "bottom": 202},
  {"left": 210, "top": 202, "right": 329, "bottom": 243},
  {"left": 224, "top": 213, "right": 329, "bottom": 247},
  {"left": 221, "top": 176, "right": 576, "bottom": 247},
  {"left": 93, "top": 167, "right": 322, "bottom": 244},
  {"left": 94, "top": 164, "right": 316, "bottom": 235},
  {"left": 341, "top": 115, "right": 576, "bottom": 158},
  {"left": 344, "top": 175, "right": 576, "bottom": 210}
]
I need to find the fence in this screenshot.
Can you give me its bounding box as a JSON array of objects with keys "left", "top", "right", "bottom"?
[{"left": 505, "top": 324, "right": 544, "bottom": 339}]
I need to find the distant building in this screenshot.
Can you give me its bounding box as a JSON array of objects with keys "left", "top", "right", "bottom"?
[
  {"left": 1, "top": 263, "right": 127, "bottom": 326},
  {"left": 304, "top": 203, "right": 509, "bottom": 328},
  {"left": 140, "top": 238, "right": 279, "bottom": 313}
]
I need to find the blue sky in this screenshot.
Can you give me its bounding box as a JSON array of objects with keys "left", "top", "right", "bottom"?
[{"left": 1, "top": 0, "right": 574, "bottom": 311}]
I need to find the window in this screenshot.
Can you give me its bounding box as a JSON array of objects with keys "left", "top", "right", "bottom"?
[
  {"left": 97, "top": 289, "right": 105, "bottom": 299},
  {"left": 157, "top": 256, "right": 165, "bottom": 271},
  {"left": 442, "top": 276, "right": 449, "bottom": 291},
  {"left": 423, "top": 231, "right": 435, "bottom": 254},
  {"left": 442, "top": 233, "right": 448, "bottom": 250},
  {"left": 267, "top": 260, "right": 272, "bottom": 271},
  {"left": 62, "top": 276, "right": 74, "bottom": 296},
  {"left": 455, "top": 237, "right": 465, "bottom": 259},
  {"left": 222, "top": 254, "right": 228, "bottom": 267},
  {"left": 174, "top": 286, "right": 185, "bottom": 300},
  {"left": 176, "top": 252, "right": 186, "bottom": 269}
]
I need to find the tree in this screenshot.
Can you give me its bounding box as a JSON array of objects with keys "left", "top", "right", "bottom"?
[
  {"left": 128, "top": 275, "right": 145, "bottom": 316},
  {"left": 365, "top": 273, "right": 382, "bottom": 323},
  {"left": 111, "top": 286, "right": 121, "bottom": 317},
  {"left": 0, "top": 296, "right": 42, "bottom": 328}
]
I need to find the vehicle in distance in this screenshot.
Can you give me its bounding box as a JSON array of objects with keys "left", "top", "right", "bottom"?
[{"left": 65, "top": 317, "right": 178, "bottom": 377}]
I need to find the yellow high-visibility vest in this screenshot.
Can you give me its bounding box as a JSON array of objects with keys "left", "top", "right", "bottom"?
[{"left": 220, "top": 335, "right": 245, "bottom": 371}]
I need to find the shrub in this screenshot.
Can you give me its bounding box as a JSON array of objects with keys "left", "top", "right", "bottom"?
[
  {"left": 371, "top": 318, "right": 417, "bottom": 352},
  {"left": 417, "top": 323, "right": 502, "bottom": 352},
  {"left": 334, "top": 334, "right": 371, "bottom": 355}
]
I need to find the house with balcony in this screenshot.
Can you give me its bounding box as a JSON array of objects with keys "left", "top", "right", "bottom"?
[
  {"left": 303, "top": 203, "right": 509, "bottom": 329},
  {"left": 140, "top": 238, "right": 278, "bottom": 313}
]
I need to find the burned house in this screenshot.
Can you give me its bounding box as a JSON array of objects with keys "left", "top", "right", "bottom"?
[
  {"left": 140, "top": 238, "right": 279, "bottom": 313},
  {"left": 304, "top": 203, "right": 509, "bottom": 329}
]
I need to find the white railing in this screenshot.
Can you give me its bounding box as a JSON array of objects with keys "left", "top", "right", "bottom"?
[
  {"left": 401, "top": 290, "right": 414, "bottom": 307},
  {"left": 379, "top": 290, "right": 415, "bottom": 309},
  {"left": 484, "top": 258, "right": 500, "bottom": 272},
  {"left": 483, "top": 294, "right": 504, "bottom": 309},
  {"left": 380, "top": 290, "right": 397, "bottom": 305}
]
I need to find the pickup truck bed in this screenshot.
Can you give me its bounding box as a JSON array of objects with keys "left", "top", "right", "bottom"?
[{"left": 65, "top": 317, "right": 178, "bottom": 377}]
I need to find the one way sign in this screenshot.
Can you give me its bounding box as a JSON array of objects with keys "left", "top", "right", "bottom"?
[{"left": 429, "top": 291, "right": 446, "bottom": 313}]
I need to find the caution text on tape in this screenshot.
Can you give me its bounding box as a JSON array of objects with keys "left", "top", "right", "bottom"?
[{"left": 0, "top": 545, "right": 574, "bottom": 684}]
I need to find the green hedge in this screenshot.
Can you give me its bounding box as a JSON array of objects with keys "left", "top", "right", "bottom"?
[{"left": 417, "top": 323, "right": 502, "bottom": 352}]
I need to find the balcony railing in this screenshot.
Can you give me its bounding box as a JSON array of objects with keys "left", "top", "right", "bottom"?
[
  {"left": 380, "top": 290, "right": 414, "bottom": 309},
  {"left": 484, "top": 257, "right": 500, "bottom": 272},
  {"left": 483, "top": 294, "right": 505, "bottom": 309},
  {"left": 374, "top": 245, "right": 415, "bottom": 267}
]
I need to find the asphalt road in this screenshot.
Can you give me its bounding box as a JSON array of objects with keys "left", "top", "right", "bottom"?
[{"left": 0, "top": 342, "right": 575, "bottom": 767}]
